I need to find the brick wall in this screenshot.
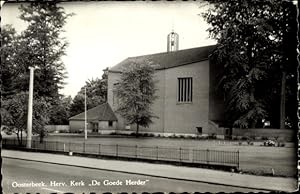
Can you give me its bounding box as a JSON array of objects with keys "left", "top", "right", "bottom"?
[
  {"left": 107, "top": 72, "right": 126, "bottom": 130},
  {"left": 163, "top": 61, "right": 210, "bottom": 134},
  {"left": 69, "top": 120, "right": 93, "bottom": 132},
  {"left": 108, "top": 60, "right": 211, "bottom": 134},
  {"left": 98, "top": 121, "right": 117, "bottom": 131},
  {"left": 107, "top": 70, "right": 165, "bottom": 132}
]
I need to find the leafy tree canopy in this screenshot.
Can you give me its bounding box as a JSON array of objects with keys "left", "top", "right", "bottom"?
[
  {"left": 1, "top": 25, "right": 19, "bottom": 97},
  {"left": 203, "top": 0, "right": 297, "bottom": 128},
  {"left": 1, "top": 2, "right": 74, "bottom": 130},
  {"left": 116, "top": 60, "right": 158, "bottom": 136},
  {"left": 1, "top": 92, "right": 50, "bottom": 144},
  {"left": 69, "top": 69, "right": 108, "bottom": 117},
  {"left": 13, "top": 2, "right": 74, "bottom": 99},
  {"left": 49, "top": 96, "right": 72, "bottom": 125}
]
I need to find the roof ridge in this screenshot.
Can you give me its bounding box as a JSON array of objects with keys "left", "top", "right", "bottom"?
[
  {"left": 69, "top": 102, "right": 106, "bottom": 120},
  {"left": 69, "top": 102, "right": 117, "bottom": 121},
  {"left": 126, "top": 45, "right": 216, "bottom": 59},
  {"left": 109, "top": 45, "right": 216, "bottom": 73}
]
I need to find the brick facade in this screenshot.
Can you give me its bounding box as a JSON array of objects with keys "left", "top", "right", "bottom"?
[{"left": 108, "top": 59, "right": 224, "bottom": 135}]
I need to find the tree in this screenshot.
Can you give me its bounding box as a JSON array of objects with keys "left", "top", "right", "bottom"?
[
  {"left": 1, "top": 3, "right": 74, "bottom": 144},
  {"left": 12, "top": 2, "right": 73, "bottom": 100},
  {"left": 116, "top": 60, "right": 157, "bottom": 137},
  {"left": 0, "top": 25, "right": 19, "bottom": 98},
  {"left": 49, "top": 96, "right": 72, "bottom": 125},
  {"left": 1, "top": 92, "right": 50, "bottom": 145},
  {"left": 202, "top": 0, "right": 297, "bottom": 128},
  {"left": 70, "top": 69, "right": 108, "bottom": 117}
]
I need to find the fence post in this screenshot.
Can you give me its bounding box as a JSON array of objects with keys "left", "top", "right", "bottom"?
[
  {"left": 237, "top": 150, "right": 240, "bottom": 169},
  {"left": 98, "top": 144, "right": 101, "bottom": 155},
  {"left": 116, "top": 144, "right": 118, "bottom": 157},
  {"left": 179, "top": 147, "right": 182, "bottom": 162},
  {"left": 206, "top": 149, "right": 209, "bottom": 164},
  {"left": 83, "top": 142, "right": 85, "bottom": 153},
  {"left": 44, "top": 141, "right": 46, "bottom": 150},
  {"left": 69, "top": 142, "right": 71, "bottom": 152},
  {"left": 135, "top": 145, "right": 138, "bottom": 158},
  {"left": 156, "top": 146, "right": 159, "bottom": 160},
  {"left": 56, "top": 141, "right": 58, "bottom": 151}
]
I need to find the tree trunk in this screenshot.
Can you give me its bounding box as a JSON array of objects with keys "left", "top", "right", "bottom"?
[
  {"left": 16, "top": 130, "right": 20, "bottom": 145},
  {"left": 249, "top": 87, "right": 256, "bottom": 128},
  {"left": 20, "top": 129, "right": 23, "bottom": 146},
  {"left": 280, "top": 71, "right": 286, "bottom": 129},
  {"left": 136, "top": 124, "right": 139, "bottom": 138},
  {"left": 40, "top": 129, "right": 44, "bottom": 143}
]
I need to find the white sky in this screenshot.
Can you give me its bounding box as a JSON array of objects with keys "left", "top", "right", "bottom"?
[{"left": 1, "top": 1, "right": 216, "bottom": 98}]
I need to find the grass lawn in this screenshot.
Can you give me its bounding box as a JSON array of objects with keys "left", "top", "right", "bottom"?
[{"left": 28, "top": 134, "right": 298, "bottom": 177}]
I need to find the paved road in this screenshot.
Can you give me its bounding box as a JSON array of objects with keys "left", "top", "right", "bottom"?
[{"left": 2, "top": 158, "right": 263, "bottom": 193}]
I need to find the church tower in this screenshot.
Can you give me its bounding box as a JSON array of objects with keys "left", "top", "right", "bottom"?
[{"left": 167, "top": 30, "right": 179, "bottom": 52}]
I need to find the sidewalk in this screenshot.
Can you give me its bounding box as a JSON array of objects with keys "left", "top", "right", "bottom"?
[{"left": 2, "top": 149, "right": 297, "bottom": 192}]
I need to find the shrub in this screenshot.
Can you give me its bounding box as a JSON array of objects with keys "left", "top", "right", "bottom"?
[
  {"left": 208, "top": 133, "right": 217, "bottom": 139},
  {"left": 241, "top": 136, "right": 249, "bottom": 141},
  {"left": 278, "top": 142, "right": 285, "bottom": 147},
  {"left": 261, "top": 136, "right": 268, "bottom": 140},
  {"left": 232, "top": 136, "right": 239, "bottom": 141}
]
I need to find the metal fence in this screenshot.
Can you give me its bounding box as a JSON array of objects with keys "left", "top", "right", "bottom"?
[{"left": 2, "top": 138, "right": 239, "bottom": 169}]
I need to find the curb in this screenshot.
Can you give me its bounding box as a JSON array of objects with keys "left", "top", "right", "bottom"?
[{"left": 3, "top": 155, "right": 274, "bottom": 192}]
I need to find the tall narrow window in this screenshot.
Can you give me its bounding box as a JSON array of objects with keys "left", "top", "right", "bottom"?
[
  {"left": 113, "top": 83, "right": 119, "bottom": 106},
  {"left": 177, "top": 77, "right": 192, "bottom": 102}
]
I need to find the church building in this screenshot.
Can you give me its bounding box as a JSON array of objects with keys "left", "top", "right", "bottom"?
[{"left": 107, "top": 31, "right": 225, "bottom": 136}]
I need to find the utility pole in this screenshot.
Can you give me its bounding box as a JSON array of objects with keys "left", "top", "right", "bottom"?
[
  {"left": 85, "top": 86, "right": 87, "bottom": 140},
  {"left": 26, "top": 67, "right": 36, "bottom": 148}
]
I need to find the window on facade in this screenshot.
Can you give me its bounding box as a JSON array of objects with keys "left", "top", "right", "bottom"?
[
  {"left": 113, "top": 83, "right": 119, "bottom": 106},
  {"left": 108, "top": 121, "right": 113, "bottom": 127},
  {"left": 177, "top": 77, "right": 192, "bottom": 102},
  {"left": 113, "top": 90, "right": 117, "bottom": 105}
]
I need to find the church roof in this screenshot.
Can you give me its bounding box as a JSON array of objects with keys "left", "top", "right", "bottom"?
[
  {"left": 69, "top": 102, "right": 118, "bottom": 121},
  {"left": 109, "top": 45, "right": 216, "bottom": 73}
]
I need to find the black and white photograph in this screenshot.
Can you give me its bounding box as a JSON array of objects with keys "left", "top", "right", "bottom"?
[{"left": 1, "top": 0, "right": 299, "bottom": 193}]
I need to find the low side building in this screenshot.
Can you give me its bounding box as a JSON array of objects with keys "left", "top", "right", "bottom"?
[{"left": 69, "top": 102, "right": 118, "bottom": 133}]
